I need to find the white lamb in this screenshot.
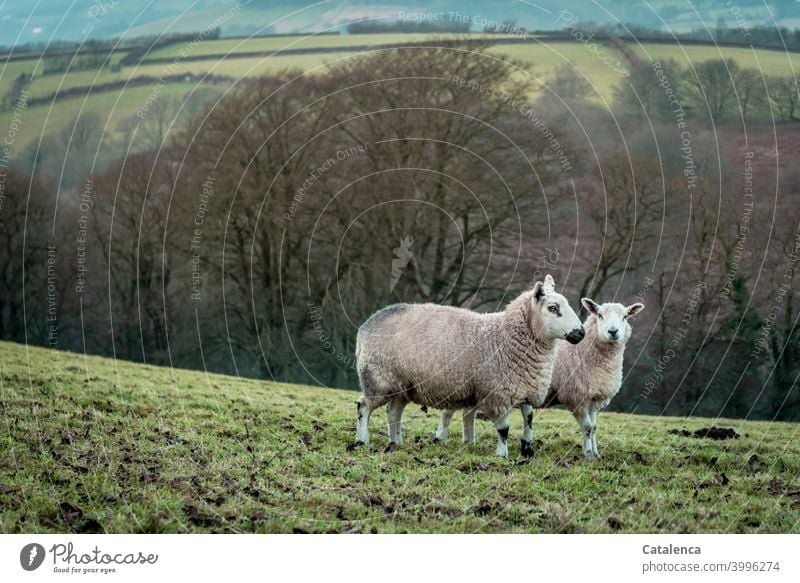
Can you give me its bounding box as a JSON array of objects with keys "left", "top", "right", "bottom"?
[
  {"left": 437, "top": 298, "right": 644, "bottom": 459},
  {"left": 353, "top": 275, "right": 585, "bottom": 457}
]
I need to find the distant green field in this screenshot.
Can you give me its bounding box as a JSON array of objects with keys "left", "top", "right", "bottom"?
[
  {"left": 488, "top": 41, "right": 630, "bottom": 102},
  {"left": 0, "top": 82, "right": 197, "bottom": 154},
  {"left": 635, "top": 43, "right": 800, "bottom": 75},
  {"left": 2, "top": 36, "right": 799, "bottom": 159},
  {"left": 146, "top": 32, "right": 521, "bottom": 60},
  {"left": 1, "top": 340, "right": 798, "bottom": 533}
]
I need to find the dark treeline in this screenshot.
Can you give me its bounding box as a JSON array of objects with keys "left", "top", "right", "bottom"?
[
  {"left": 347, "top": 19, "right": 471, "bottom": 34},
  {"left": 3, "top": 43, "right": 799, "bottom": 421},
  {"left": 553, "top": 21, "right": 800, "bottom": 51}
]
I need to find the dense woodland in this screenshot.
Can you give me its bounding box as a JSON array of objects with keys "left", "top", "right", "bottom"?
[{"left": 2, "top": 41, "right": 799, "bottom": 420}]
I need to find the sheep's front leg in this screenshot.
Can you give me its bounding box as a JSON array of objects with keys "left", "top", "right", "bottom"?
[
  {"left": 435, "top": 409, "right": 454, "bottom": 441},
  {"left": 462, "top": 407, "right": 477, "bottom": 444},
  {"left": 387, "top": 399, "right": 407, "bottom": 446},
  {"left": 355, "top": 397, "right": 373, "bottom": 444},
  {"left": 575, "top": 409, "right": 598, "bottom": 460},
  {"left": 493, "top": 413, "right": 510, "bottom": 458},
  {"left": 589, "top": 404, "right": 600, "bottom": 459},
  {"left": 520, "top": 404, "right": 534, "bottom": 458}
]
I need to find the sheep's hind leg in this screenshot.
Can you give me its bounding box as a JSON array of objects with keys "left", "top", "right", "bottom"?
[
  {"left": 462, "top": 407, "right": 478, "bottom": 444},
  {"left": 589, "top": 405, "right": 600, "bottom": 459},
  {"left": 520, "top": 404, "right": 534, "bottom": 458},
  {"left": 493, "top": 413, "right": 510, "bottom": 458},
  {"left": 387, "top": 399, "right": 408, "bottom": 446},
  {"left": 575, "top": 409, "right": 598, "bottom": 460},
  {"left": 435, "top": 409, "right": 454, "bottom": 442}
]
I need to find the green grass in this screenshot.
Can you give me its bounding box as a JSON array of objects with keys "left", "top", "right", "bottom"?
[{"left": 1, "top": 340, "right": 798, "bottom": 533}]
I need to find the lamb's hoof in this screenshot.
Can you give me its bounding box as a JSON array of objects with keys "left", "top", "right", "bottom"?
[
  {"left": 495, "top": 446, "right": 509, "bottom": 458},
  {"left": 520, "top": 440, "right": 534, "bottom": 458},
  {"left": 384, "top": 442, "right": 397, "bottom": 453},
  {"left": 583, "top": 451, "right": 600, "bottom": 461}
]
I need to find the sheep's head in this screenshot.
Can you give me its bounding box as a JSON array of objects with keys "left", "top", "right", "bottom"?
[
  {"left": 531, "top": 275, "right": 584, "bottom": 344},
  {"left": 581, "top": 298, "right": 644, "bottom": 345}
]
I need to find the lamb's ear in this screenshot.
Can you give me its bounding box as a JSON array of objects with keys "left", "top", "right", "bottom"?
[
  {"left": 543, "top": 274, "right": 555, "bottom": 294},
  {"left": 533, "top": 281, "right": 546, "bottom": 302},
  {"left": 626, "top": 303, "right": 644, "bottom": 317},
  {"left": 581, "top": 297, "right": 600, "bottom": 315}
]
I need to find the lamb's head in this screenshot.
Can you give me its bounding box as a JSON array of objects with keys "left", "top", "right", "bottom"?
[
  {"left": 531, "top": 275, "right": 584, "bottom": 344},
  {"left": 581, "top": 298, "right": 644, "bottom": 345}
]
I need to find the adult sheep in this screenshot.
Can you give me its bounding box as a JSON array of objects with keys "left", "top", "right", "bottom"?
[
  {"left": 354, "top": 275, "right": 585, "bottom": 457},
  {"left": 437, "top": 298, "right": 644, "bottom": 459}
]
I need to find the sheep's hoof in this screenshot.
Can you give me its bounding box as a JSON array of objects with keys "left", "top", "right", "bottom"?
[
  {"left": 384, "top": 442, "right": 397, "bottom": 453},
  {"left": 583, "top": 451, "right": 600, "bottom": 461},
  {"left": 520, "top": 440, "right": 534, "bottom": 458}
]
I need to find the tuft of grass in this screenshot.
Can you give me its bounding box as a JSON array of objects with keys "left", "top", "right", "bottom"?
[{"left": 0, "top": 340, "right": 798, "bottom": 533}]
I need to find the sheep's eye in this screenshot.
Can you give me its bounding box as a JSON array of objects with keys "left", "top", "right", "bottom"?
[
  {"left": 548, "top": 305, "right": 559, "bottom": 314},
  {"left": 597, "top": 313, "right": 603, "bottom": 320}
]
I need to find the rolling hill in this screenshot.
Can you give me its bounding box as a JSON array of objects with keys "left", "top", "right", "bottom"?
[{"left": 2, "top": 33, "right": 798, "bottom": 159}]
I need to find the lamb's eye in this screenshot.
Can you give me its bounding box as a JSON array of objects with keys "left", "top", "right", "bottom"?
[
  {"left": 597, "top": 313, "right": 603, "bottom": 320},
  {"left": 548, "top": 305, "right": 559, "bottom": 314}
]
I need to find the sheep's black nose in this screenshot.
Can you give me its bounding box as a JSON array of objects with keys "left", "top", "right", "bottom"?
[
  {"left": 608, "top": 328, "right": 619, "bottom": 339},
  {"left": 565, "top": 327, "right": 585, "bottom": 344}
]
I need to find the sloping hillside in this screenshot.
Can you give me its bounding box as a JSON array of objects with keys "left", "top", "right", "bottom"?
[{"left": 0, "top": 340, "right": 797, "bottom": 533}]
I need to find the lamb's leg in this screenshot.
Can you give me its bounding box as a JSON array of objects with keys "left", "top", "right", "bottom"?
[
  {"left": 387, "top": 399, "right": 407, "bottom": 446},
  {"left": 520, "top": 404, "right": 534, "bottom": 458},
  {"left": 589, "top": 405, "right": 600, "bottom": 459},
  {"left": 462, "top": 407, "right": 478, "bottom": 444},
  {"left": 493, "top": 413, "right": 510, "bottom": 458},
  {"left": 355, "top": 396, "right": 373, "bottom": 444},
  {"left": 435, "top": 409, "right": 455, "bottom": 442},
  {"left": 575, "top": 409, "right": 597, "bottom": 460}
]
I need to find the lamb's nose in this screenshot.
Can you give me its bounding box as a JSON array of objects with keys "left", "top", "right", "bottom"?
[{"left": 608, "top": 328, "right": 619, "bottom": 339}]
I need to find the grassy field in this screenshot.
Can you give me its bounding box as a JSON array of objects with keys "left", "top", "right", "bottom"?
[
  {"left": 488, "top": 41, "right": 630, "bottom": 101},
  {"left": 0, "top": 82, "right": 198, "bottom": 155},
  {"left": 1, "top": 340, "right": 798, "bottom": 534},
  {"left": 634, "top": 42, "right": 800, "bottom": 75},
  {"left": 146, "top": 33, "right": 522, "bottom": 59}
]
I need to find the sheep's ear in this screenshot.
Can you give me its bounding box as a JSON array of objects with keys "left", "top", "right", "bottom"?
[
  {"left": 533, "top": 281, "right": 546, "bottom": 302},
  {"left": 626, "top": 303, "right": 644, "bottom": 317},
  {"left": 543, "top": 274, "right": 555, "bottom": 294},
  {"left": 581, "top": 297, "right": 600, "bottom": 315}
]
